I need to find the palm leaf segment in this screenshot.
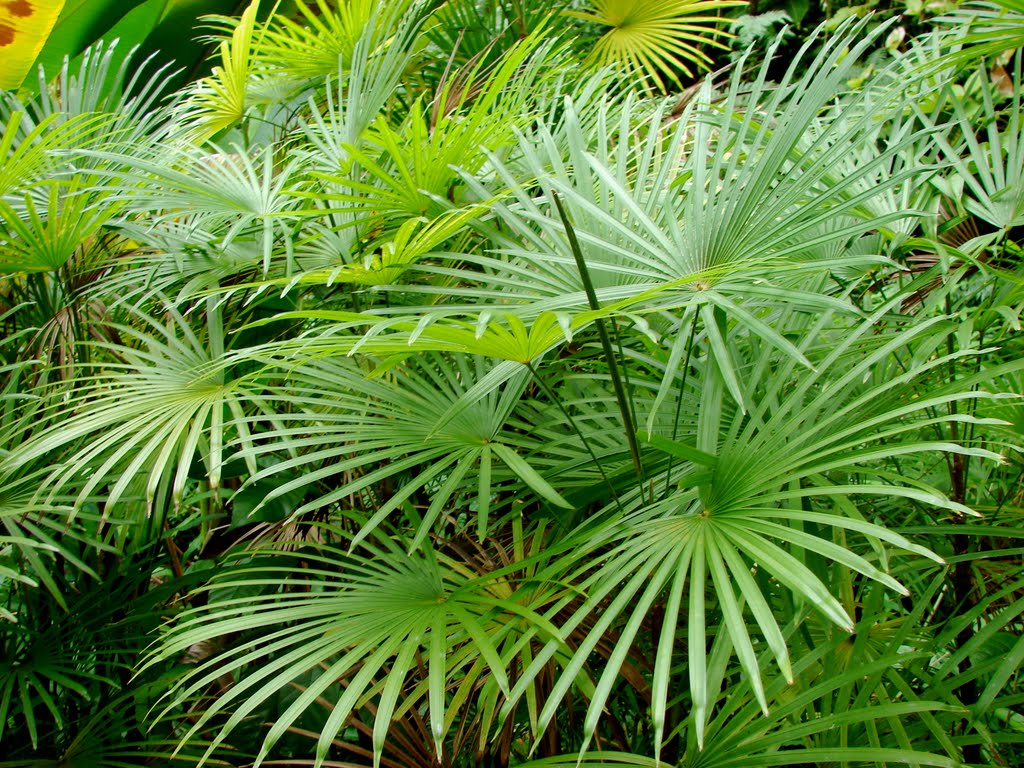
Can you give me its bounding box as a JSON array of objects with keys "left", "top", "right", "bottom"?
[
  {"left": 11, "top": 303, "right": 274, "bottom": 515},
  {"left": 147, "top": 301, "right": 1002, "bottom": 767},
  {"left": 1, "top": 42, "right": 173, "bottom": 274},
  {"left": 420, "top": 21, "right": 920, "bottom": 311}
]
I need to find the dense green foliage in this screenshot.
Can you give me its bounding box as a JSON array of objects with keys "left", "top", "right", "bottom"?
[{"left": 1, "top": 0, "right": 1023, "bottom": 766}]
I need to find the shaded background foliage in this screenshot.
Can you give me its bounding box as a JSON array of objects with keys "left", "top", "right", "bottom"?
[{"left": 1, "top": 0, "right": 1024, "bottom": 766}]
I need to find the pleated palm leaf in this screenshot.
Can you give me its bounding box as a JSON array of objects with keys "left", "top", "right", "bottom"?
[
  {"left": 179, "top": 0, "right": 426, "bottom": 142},
  {"left": 142, "top": 290, "right": 1013, "bottom": 767},
  {"left": 121, "top": 24, "right": 1018, "bottom": 763},
  {"left": 417, "top": 0, "right": 556, "bottom": 86},
  {"left": 254, "top": 0, "right": 422, "bottom": 82},
  {"left": 667, "top": 585, "right": 964, "bottom": 768},
  {"left": 281, "top": 20, "right": 940, "bottom": 428},
  {"left": 928, "top": 50, "right": 1024, "bottom": 238},
  {"left": 144, "top": 520, "right": 566, "bottom": 767},
  {"left": 307, "top": 29, "right": 563, "bottom": 232},
  {"left": 10, "top": 302, "right": 279, "bottom": 520},
  {"left": 0, "top": 548, "right": 206, "bottom": 766},
  {"left": 375, "top": 20, "right": 934, "bottom": 338},
  {"left": 566, "top": 0, "right": 742, "bottom": 92},
  {"left": 485, "top": 296, "right": 1008, "bottom": 758},
  {"left": 516, "top": 577, "right": 967, "bottom": 766},
  {"left": 0, "top": 339, "right": 110, "bottom": 622},
  {"left": 0, "top": 41, "right": 175, "bottom": 275},
  {"left": 233, "top": 351, "right": 570, "bottom": 549},
  {"left": 0, "top": 110, "right": 113, "bottom": 274},
  {"left": 99, "top": 142, "right": 308, "bottom": 294},
  {"left": 934, "top": 0, "right": 1024, "bottom": 65},
  {"left": 0, "top": 42, "right": 181, "bottom": 388}
]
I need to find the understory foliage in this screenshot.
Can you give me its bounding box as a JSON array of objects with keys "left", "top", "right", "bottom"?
[{"left": 1, "top": 0, "right": 1024, "bottom": 766}]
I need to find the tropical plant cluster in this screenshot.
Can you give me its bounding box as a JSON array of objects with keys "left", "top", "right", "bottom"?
[{"left": 1, "top": 0, "right": 1023, "bottom": 766}]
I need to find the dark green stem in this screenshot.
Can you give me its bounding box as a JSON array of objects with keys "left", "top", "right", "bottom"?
[
  {"left": 552, "top": 192, "right": 647, "bottom": 503},
  {"left": 526, "top": 361, "right": 623, "bottom": 515},
  {"left": 664, "top": 308, "right": 700, "bottom": 499}
]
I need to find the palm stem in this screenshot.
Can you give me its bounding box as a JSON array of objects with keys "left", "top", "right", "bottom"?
[
  {"left": 526, "top": 361, "right": 623, "bottom": 515},
  {"left": 551, "top": 191, "right": 647, "bottom": 503},
  {"left": 664, "top": 308, "right": 700, "bottom": 499}
]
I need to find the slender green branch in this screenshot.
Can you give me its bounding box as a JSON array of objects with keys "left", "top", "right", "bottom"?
[
  {"left": 665, "top": 308, "right": 701, "bottom": 499},
  {"left": 552, "top": 191, "right": 647, "bottom": 503},
  {"left": 526, "top": 361, "right": 623, "bottom": 515}
]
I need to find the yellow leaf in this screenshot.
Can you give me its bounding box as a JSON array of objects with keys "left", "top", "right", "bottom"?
[{"left": 0, "top": 0, "right": 65, "bottom": 90}]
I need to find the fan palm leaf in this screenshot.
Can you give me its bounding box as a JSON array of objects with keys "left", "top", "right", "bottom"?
[
  {"left": 234, "top": 350, "right": 572, "bottom": 550},
  {"left": 144, "top": 522, "right": 563, "bottom": 768},
  {"left": 928, "top": 50, "right": 1024, "bottom": 235},
  {"left": 0, "top": 344, "right": 111, "bottom": 617},
  {"left": 11, "top": 302, "right": 277, "bottom": 515},
  {"left": 1, "top": 41, "right": 174, "bottom": 275},
  {"left": 308, "top": 28, "right": 560, "bottom": 229},
  {"left": 934, "top": 0, "right": 1024, "bottom": 66},
  {"left": 491, "top": 297, "right": 1006, "bottom": 755},
  {"left": 255, "top": 0, "right": 419, "bottom": 82},
  {"left": 566, "top": 0, "right": 742, "bottom": 92},
  {"left": 393, "top": 19, "right": 933, "bottom": 330}
]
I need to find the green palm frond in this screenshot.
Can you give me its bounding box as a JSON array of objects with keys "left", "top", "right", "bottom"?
[
  {"left": 2, "top": 4, "right": 1023, "bottom": 767},
  {"left": 261, "top": 307, "right": 585, "bottom": 360},
  {"left": 11, "top": 302, "right": 274, "bottom": 515},
  {"left": 0, "top": 608, "right": 111, "bottom": 750},
  {"left": 235, "top": 351, "right": 570, "bottom": 549},
  {"left": 96, "top": 142, "right": 306, "bottom": 279},
  {"left": 145, "top": 522, "right": 562, "bottom": 768},
  {"left": 5, "top": 38, "right": 174, "bottom": 147},
  {"left": 309, "top": 28, "right": 559, "bottom": 227},
  {"left": 0, "top": 110, "right": 110, "bottom": 210},
  {"left": 0, "top": 177, "right": 114, "bottom": 275},
  {"left": 517, "top": 607, "right": 965, "bottom": 766},
  {"left": 0, "top": 41, "right": 174, "bottom": 275},
  {"left": 181, "top": 0, "right": 268, "bottom": 141},
  {"left": 0, "top": 549, "right": 193, "bottom": 762},
  {"left": 0, "top": 345, "right": 110, "bottom": 617},
  {"left": 295, "top": 5, "right": 424, "bottom": 164},
  {"left": 240, "top": 205, "right": 486, "bottom": 288},
  {"left": 935, "top": 0, "right": 1024, "bottom": 65},
  {"left": 256, "top": 0, "right": 422, "bottom": 81},
  {"left": 417, "top": 19, "right": 930, "bottom": 320},
  {"left": 494, "top": 298, "right": 1006, "bottom": 754},
  {"left": 929, "top": 50, "right": 1024, "bottom": 235},
  {"left": 419, "top": 0, "right": 556, "bottom": 86},
  {"left": 180, "top": 0, "right": 428, "bottom": 142},
  {"left": 929, "top": 554, "right": 1024, "bottom": 719},
  {"left": 0, "top": 463, "right": 110, "bottom": 616}
]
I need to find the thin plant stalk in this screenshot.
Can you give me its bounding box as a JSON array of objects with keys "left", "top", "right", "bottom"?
[{"left": 551, "top": 191, "right": 647, "bottom": 503}]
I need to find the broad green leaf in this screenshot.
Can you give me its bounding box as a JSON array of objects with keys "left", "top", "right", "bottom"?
[
  {"left": 0, "top": 0, "right": 65, "bottom": 90},
  {"left": 24, "top": 0, "right": 154, "bottom": 87}
]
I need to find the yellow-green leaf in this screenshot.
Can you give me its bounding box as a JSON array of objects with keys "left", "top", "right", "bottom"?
[
  {"left": 0, "top": 0, "right": 65, "bottom": 90},
  {"left": 566, "top": 0, "right": 741, "bottom": 91}
]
